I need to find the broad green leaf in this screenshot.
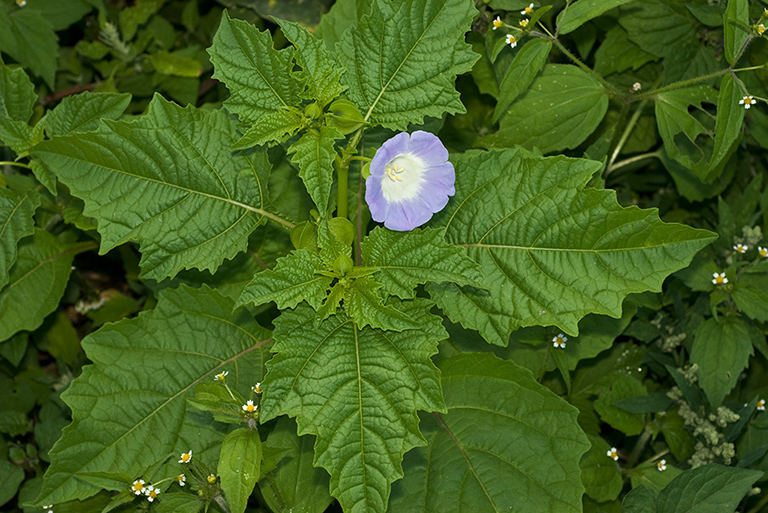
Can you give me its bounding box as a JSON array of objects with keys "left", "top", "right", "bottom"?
[
  {"left": 723, "top": 0, "right": 749, "bottom": 65},
  {"left": 258, "top": 417, "right": 333, "bottom": 513},
  {"left": 233, "top": 108, "right": 306, "bottom": 150},
  {"left": 42, "top": 92, "right": 132, "bottom": 137},
  {"left": 690, "top": 316, "right": 752, "bottom": 408},
  {"left": 557, "top": 0, "right": 634, "bottom": 35},
  {"left": 0, "top": 58, "right": 36, "bottom": 123},
  {"left": 208, "top": 11, "right": 302, "bottom": 125},
  {"left": 618, "top": 0, "right": 696, "bottom": 58},
  {"left": 663, "top": 40, "right": 719, "bottom": 85},
  {"left": 429, "top": 150, "right": 716, "bottom": 346},
  {"left": 0, "top": 187, "right": 40, "bottom": 288},
  {"left": 733, "top": 275, "right": 768, "bottom": 322},
  {"left": 0, "top": 230, "right": 79, "bottom": 342},
  {"left": 148, "top": 51, "right": 202, "bottom": 77},
  {"left": 594, "top": 373, "right": 647, "bottom": 435},
  {"left": 593, "top": 26, "right": 656, "bottom": 77},
  {"left": 262, "top": 301, "right": 446, "bottom": 513},
  {"left": 275, "top": 19, "right": 346, "bottom": 106},
  {"left": 237, "top": 249, "right": 332, "bottom": 310},
  {"left": 36, "top": 285, "right": 271, "bottom": 506},
  {"left": 336, "top": 0, "right": 478, "bottom": 129},
  {"left": 388, "top": 353, "right": 590, "bottom": 512},
  {"left": 0, "top": 460, "right": 24, "bottom": 507},
  {"left": 660, "top": 410, "right": 695, "bottom": 462},
  {"left": 655, "top": 464, "right": 762, "bottom": 513},
  {"left": 492, "top": 39, "right": 551, "bottom": 123},
  {"left": 581, "top": 436, "right": 622, "bottom": 503},
  {"left": 0, "top": 115, "right": 43, "bottom": 156},
  {"left": 361, "top": 227, "right": 483, "bottom": 299},
  {"left": 654, "top": 86, "right": 718, "bottom": 175},
  {"left": 315, "top": 0, "right": 373, "bottom": 50},
  {"left": 701, "top": 74, "right": 744, "bottom": 182},
  {"left": 118, "top": 0, "right": 163, "bottom": 41},
  {"left": 29, "top": 0, "right": 95, "bottom": 31},
  {"left": 481, "top": 64, "right": 609, "bottom": 154},
  {"left": 0, "top": 7, "right": 58, "bottom": 88},
  {"left": 32, "top": 94, "right": 286, "bottom": 281},
  {"left": 218, "top": 427, "right": 262, "bottom": 513},
  {"left": 622, "top": 486, "right": 656, "bottom": 513},
  {"left": 153, "top": 493, "right": 203, "bottom": 513},
  {"left": 287, "top": 126, "right": 343, "bottom": 214}
]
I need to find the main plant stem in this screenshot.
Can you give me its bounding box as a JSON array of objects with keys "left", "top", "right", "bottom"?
[{"left": 336, "top": 128, "right": 365, "bottom": 220}]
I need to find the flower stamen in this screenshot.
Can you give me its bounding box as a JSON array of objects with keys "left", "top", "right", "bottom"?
[{"left": 386, "top": 163, "right": 405, "bottom": 182}]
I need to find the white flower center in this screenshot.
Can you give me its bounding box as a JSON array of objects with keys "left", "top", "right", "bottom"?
[{"left": 380, "top": 154, "right": 426, "bottom": 203}]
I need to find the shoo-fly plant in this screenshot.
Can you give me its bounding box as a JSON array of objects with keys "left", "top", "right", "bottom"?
[{"left": 6, "top": 0, "right": 768, "bottom": 511}]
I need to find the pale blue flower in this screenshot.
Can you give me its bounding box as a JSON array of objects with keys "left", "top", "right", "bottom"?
[{"left": 365, "top": 131, "right": 455, "bottom": 231}]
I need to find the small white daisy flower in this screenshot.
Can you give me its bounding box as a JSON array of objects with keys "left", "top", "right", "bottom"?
[
  {"left": 758, "top": 246, "right": 768, "bottom": 257},
  {"left": 758, "top": 24, "right": 766, "bottom": 35},
  {"left": 712, "top": 272, "right": 728, "bottom": 285},
  {"left": 520, "top": 19, "right": 529, "bottom": 28},
  {"left": 552, "top": 333, "right": 567, "bottom": 349},
  {"left": 492, "top": 16, "right": 503, "bottom": 30},
  {"left": 252, "top": 382, "right": 263, "bottom": 394},
  {"left": 505, "top": 34, "right": 517, "bottom": 48},
  {"left": 521, "top": 2, "right": 534, "bottom": 15},
  {"left": 177, "top": 474, "right": 186, "bottom": 487},
  {"left": 243, "top": 400, "right": 258, "bottom": 413},
  {"left": 758, "top": 399, "right": 766, "bottom": 411},
  {"left": 207, "top": 474, "right": 217, "bottom": 484},
  {"left": 131, "top": 479, "right": 146, "bottom": 495},
  {"left": 740, "top": 96, "right": 755, "bottom": 109},
  {"left": 16, "top": 0, "right": 26, "bottom": 7},
  {"left": 733, "top": 243, "right": 748, "bottom": 253},
  {"left": 42, "top": 506, "right": 53, "bottom": 512},
  {"left": 607, "top": 447, "right": 619, "bottom": 461},
  {"left": 145, "top": 485, "right": 159, "bottom": 502},
  {"left": 657, "top": 459, "right": 667, "bottom": 471},
  {"left": 178, "top": 450, "right": 192, "bottom": 464},
  {"left": 214, "top": 370, "right": 228, "bottom": 382},
  {"left": 631, "top": 82, "right": 641, "bottom": 92}
]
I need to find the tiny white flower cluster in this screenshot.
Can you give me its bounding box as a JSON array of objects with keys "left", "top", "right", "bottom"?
[
  {"left": 506, "top": 34, "right": 517, "bottom": 48},
  {"left": 657, "top": 459, "right": 667, "bottom": 471},
  {"left": 131, "top": 479, "right": 160, "bottom": 502},
  {"left": 177, "top": 474, "right": 186, "bottom": 486},
  {"left": 252, "top": 382, "right": 263, "bottom": 394},
  {"left": 712, "top": 272, "right": 728, "bottom": 285},
  {"left": 740, "top": 96, "right": 756, "bottom": 109},
  {"left": 733, "top": 243, "right": 748, "bottom": 254}
]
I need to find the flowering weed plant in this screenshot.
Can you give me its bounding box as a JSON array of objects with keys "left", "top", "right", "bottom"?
[{"left": 2, "top": 0, "right": 768, "bottom": 512}]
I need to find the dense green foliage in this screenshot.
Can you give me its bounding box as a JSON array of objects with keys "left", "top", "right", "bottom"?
[{"left": 2, "top": 0, "right": 768, "bottom": 512}]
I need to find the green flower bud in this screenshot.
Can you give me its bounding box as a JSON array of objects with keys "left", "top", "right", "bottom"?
[
  {"left": 333, "top": 254, "right": 354, "bottom": 276},
  {"left": 291, "top": 221, "right": 318, "bottom": 251},
  {"left": 304, "top": 101, "right": 323, "bottom": 120},
  {"left": 327, "top": 99, "right": 365, "bottom": 134}
]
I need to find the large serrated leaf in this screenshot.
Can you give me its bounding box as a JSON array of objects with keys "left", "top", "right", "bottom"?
[
  {"left": 262, "top": 301, "right": 446, "bottom": 513},
  {"left": 31, "top": 94, "right": 288, "bottom": 281},
  {"left": 388, "top": 353, "right": 590, "bottom": 512},
  {"left": 35, "top": 285, "right": 271, "bottom": 506},
  {"left": 237, "top": 249, "right": 332, "bottom": 310},
  {"left": 287, "top": 126, "right": 342, "bottom": 214},
  {"left": 0, "top": 229, "right": 80, "bottom": 342},
  {"left": 336, "top": 0, "right": 478, "bottom": 129},
  {"left": 0, "top": 7, "right": 58, "bottom": 88},
  {"left": 0, "top": 187, "right": 39, "bottom": 289},
  {"left": 42, "top": 92, "right": 132, "bottom": 137},
  {"left": 208, "top": 11, "right": 303, "bottom": 125},
  {"left": 482, "top": 64, "right": 609, "bottom": 153},
  {"left": 275, "top": 19, "right": 346, "bottom": 106},
  {"left": 428, "top": 149, "right": 716, "bottom": 346},
  {"left": 0, "top": 58, "right": 36, "bottom": 123},
  {"left": 361, "top": 227, "right": 483, "bottom": 299}
]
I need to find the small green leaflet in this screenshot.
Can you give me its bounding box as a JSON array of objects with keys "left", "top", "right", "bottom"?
[
  {"left": 218, "top": 427, "right": 262, "bottom": 513},
  {"left": 361, "top": 227, "right": 483, "bottom": 299},
  {"left": 556, "top": 0, "right": 634, "bottom": 35},
  {"left": 428, "top": 149, "right": 716, "bottom": 346},
  {"left": 35, "top": 285, "right": 271, "bottom": 506},
  {"left": 32, "top": 94, "right": 287, "bottom": 281},
  {"left": 0, "top": 58, "right": 36, "bottom": 123},
  {"left": 288, "top": 126, "right": 343, "bottom": 214},
  {"left": 482, "top": 64, "right": 608, "bottom": 154},
  {"left": 492, "top": 38, "right": 552, "bottom": 123},
  {"left": 336, "top": 0, "right": 479, "bottom": 129},
  {"left": 275, "top": 19, "right": 346, "bottom": 106},
  {"left": 237, "top": 249, "right": 332, "bottom": 311},
  {"left": 388, "top": 353, "right": 590, "bottom": 512},
  {"left": 690, "top": 316, "right": 752, "bottom": 408},
  {"left": 233, "top": 108, "right": 306, "bottom": 150},
  {"left": 0, "top": 187, "right": 40, "bottom": 289},
  {"left": 702, "top": 74, "right": 744, "bottom": 183},
  {"left": 0, "top": 7, "right": 58, "bottom": 88},
  {"left": 41, "top": 92, "right": 132, "bottom": 137},
  {"left": 0, "top": 229, "right": 80, "bottom": 342},
  {"left": 262, "top": 302, "right": 446, "bottom": 513},
  {"left": 208, "top": 11, "right": 302, "bottom": 125},
  {"left": 723, "top": 0, "right": 749, "bottom": 65}
]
